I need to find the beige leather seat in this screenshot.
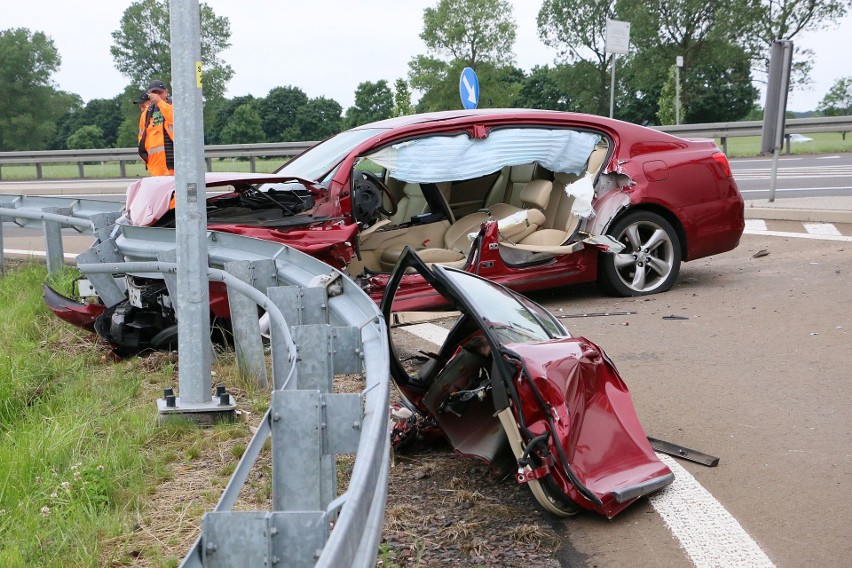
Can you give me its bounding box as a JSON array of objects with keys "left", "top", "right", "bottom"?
[
  {"left": 504, "top": 145, "right": 608, "bottom": 250},
  {"left": 406, "top": 179, "right": 553, "bottom": 266},
  {"left": 385, "top": 181, "right": 453, "bottom": 225},
  {"left": 386, "top": 183, "right": 427, "bottom": 225}
]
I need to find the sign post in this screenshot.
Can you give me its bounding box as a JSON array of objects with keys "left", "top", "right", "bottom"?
[
  {"left": 762, "top": 40, "right": 794, "bottom": 202},
  {"left": 459, "top": 67, "right": 480, "bottom": 110},
  {"left": 675, "top": 55, "right": 683, "bottom": 125},
  {"left": 605, "top": 20, "right": 631, "bottom": 118}
]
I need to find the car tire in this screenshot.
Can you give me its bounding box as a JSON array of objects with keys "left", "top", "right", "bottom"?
[
  {"left": 538, "top": 475, "right": 582, "bottom": 516},
  {"left": 598, "top": 210, "right": 682, "bottom": 296}
]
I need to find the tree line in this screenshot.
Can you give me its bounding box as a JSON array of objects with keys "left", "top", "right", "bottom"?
[{"left": 1, "top": 0, "right": 850, "bottom": 153}]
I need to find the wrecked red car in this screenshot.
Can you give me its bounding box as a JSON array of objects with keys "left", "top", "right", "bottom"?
[
  {"left": 46, "top": 109, "right": 743, "bottom": 351},
  {"left": 382, "top": 249, "right": 673, "bottom": 518}
]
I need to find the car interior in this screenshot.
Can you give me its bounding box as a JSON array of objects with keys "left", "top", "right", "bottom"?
[{"left": 349, "top": 139, "right": 610, "bottom": 275}]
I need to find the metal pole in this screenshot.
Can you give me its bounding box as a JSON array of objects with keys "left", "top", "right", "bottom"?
[
  {"left": 769, "top": 42, "right": 793, "bottom": 203},
  {"left": 675, "top": 65, "right": 681, "bottom": 126},
  {"left": 170, "top": 0, "right": 212, "bottom": 404},
  {"left": 610, "top": 54, "right": 616, "bottom": 118}
]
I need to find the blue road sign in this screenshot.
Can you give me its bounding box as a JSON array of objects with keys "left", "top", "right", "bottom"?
[{"left": 459, "top": 67, "right": 479, "bottom": 110}]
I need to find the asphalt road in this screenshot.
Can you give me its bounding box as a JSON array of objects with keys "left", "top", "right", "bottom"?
[
  {"left": 731, "top": 153, "right": 852, "bottom": 199},
  {"left": 521, "top": 232, "right": 851, "bottom": 567}
]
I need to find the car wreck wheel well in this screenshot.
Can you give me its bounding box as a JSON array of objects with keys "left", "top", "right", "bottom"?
[{"left": 607, "top": 204, "right": 687, "bottom": 261}]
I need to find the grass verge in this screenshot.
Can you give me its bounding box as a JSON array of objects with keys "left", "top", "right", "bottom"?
[{"left": 0, "top": 262, "right": 261, "bottom": 567}]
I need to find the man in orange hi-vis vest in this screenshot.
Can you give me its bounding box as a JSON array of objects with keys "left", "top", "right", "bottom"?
[{"left": 137, "top": 79, "right": 175, "bottom": 177}]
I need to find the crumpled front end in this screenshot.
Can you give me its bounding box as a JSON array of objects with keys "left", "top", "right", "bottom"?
[
  {"left": 507, "top": 338, "right": 673, "bottom": 518},
  {"left": 43, "top": 284, "right": 105, "bottom": 332}
]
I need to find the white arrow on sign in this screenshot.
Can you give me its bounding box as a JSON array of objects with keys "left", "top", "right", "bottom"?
[{"left": 462, "top": 75, "right": 477, "bottom": 104}]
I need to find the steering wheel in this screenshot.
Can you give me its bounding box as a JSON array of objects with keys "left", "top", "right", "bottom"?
[{"left": 360, "top": 171, "right": 399, "bottom": 217}]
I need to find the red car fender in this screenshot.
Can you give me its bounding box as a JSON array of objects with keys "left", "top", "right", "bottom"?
[{"left": 507, "top": 338, "right": 672, "bottom": 518}]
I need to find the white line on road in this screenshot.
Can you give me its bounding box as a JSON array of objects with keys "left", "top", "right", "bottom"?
[
  {"left": 739, "top": 185, "right": 852, "bottom": 194},
  {"left": 2, "top": 248, "right": 78, "bottom": 260},
  {"left": 743, "top": 229, "right": 852, "bottom": 241},
  {"left": 651, "top": 454, "right": 775, "bottom": 568},
  {"left": 804, "top": 222, "right": 842, "bottom": 236},
  {"left": 399, "top": 322, "right": 776, "bottom": 568},
  {"left": 744, "top": 219, "right": 768, "bottom": 232},
  {"left": 402, "top": 322, "right": 451, "bottom": 345}
]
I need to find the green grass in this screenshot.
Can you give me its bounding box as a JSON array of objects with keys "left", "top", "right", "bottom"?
[
  {"left": 0, "top": 158, "right": 285, "bottom": 181},
  {"left": 718, "top": 131, "right": 852, "bottom": 157},
  {"left": 0, "top": 262, "right": 260, "bottom": 567}
]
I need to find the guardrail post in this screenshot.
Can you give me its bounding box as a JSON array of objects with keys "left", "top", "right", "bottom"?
[
  {"left": 119, "top": 160, "right": 127, "bottom": 178},
  {"left": 77, "top": 161, "right": 85, "bottom": 178},
  {"left": 205, "top": 157, "right": 212, "bottom": 172},
  {"left": 41, "top": 208, "right": 69, "bottom": 274},
  {"left": 36, "top": 163, "right": 43, "bottom": 180},
  {"left": 224, "top": 260, "right": 268, "bottom": 388},
  {"left": 250, "top": 156, "right": 256, "bottom": 173},
  {"left": 720, "top": 136, "right": 728, "bottom": 155}
]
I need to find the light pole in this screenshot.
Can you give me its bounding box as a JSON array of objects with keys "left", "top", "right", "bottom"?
[{"left": 675, "top": 56, "right": 683, "bottom": 125}]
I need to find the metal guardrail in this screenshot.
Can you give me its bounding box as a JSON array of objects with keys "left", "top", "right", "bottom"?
[
  {"left": 0, "top": 194, "right": 122, "bottom": 273},
  {"left": 655, "top": 115, "right": 852, "bottom": 154},
  {"left": 0, "top": 200, "right": 391, "bottom": 567},
  {"left": 2, "top": 115, "right": 849, "bottom": 180},
  {"left": 0, "top": 141, "right": 314, "bottom": 179}
]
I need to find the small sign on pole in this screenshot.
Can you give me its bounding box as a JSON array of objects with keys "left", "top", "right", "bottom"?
[
  {"left": 605, "top": 20, "right": 631, "bottom": 118},
  {"left": 605, "top": 20, "right": 631, "bottom": 54},
  {"left": 459, "top": 67, "right": 480, "bottom": 110}
]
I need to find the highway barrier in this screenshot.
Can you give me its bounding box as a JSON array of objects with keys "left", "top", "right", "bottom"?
[{"left": 1, "top": 200, "right": 391, "bottom": 567}]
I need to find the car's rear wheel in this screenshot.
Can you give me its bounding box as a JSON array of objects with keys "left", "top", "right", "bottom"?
[{"left": 598, "top": 210, "right": 681, "bottom": 296}]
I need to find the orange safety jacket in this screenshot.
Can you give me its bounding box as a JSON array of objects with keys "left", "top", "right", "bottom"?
[{"left": 138, "top": 101, "right": 175, "bottom": 176}]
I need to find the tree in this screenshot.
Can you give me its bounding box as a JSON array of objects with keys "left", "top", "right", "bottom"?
[
  {"left": 110, "top": 0, "right": 234, "bottom": 100},
  {"left": 0, "top": 28, "right": 77, "bottom": 151},
  {"left": 53, "top": 97, "right": 125, "bottom": 149},
  {"left": 409, "top": 0, "right": 518, "bottom": 111},
  {"left": 67, "top": 125, "right": 106, "bottom": 149},
  {"left": 515, "top": 65, "right": 572, "bottom": 110},
  {"left": 257, "top": 86, "right": 309, "bottom": 142},
  {"left": 295, "top": 97, "right": 343, "bottom": 141},
  {"left": 818, "top": 76, "right": 852, "bottom": 117},
  {"left": 657, "top": 66, "right": 683, "bottom": 125},
  {"left": 537, "top": 0, "right": 619, "bottom": 116},
  {"left": 393, "top": 79, "right": 415, "bottom": 117},
  {"left": 204, "top": 95, "right": 256, "bottom": 145},
  {"left": 421, "top": 0, "right": 516, "bottom": 66},
  {"left": 750, "top": 1, "right": 852, "bottom": 91},
  {"left": 344, "top": 81, "right": 394, "bottom": 128},
  {"left": 219, "top": 104, "right": 264, "bottom": 145}
]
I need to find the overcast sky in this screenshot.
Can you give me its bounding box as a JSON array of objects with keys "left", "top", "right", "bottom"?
[{"left": 4, "top": 1, "right": 851, "bottom": 113}]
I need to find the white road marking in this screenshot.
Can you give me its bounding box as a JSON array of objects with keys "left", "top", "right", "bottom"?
[
  {"left": 815, "top": 155, "right": 842, "bottom": 160},
  {"left": 651, "top": 454, "right": 775, "bottom": 568},
  {"left": 739, "top": 185, "right": 852, "bottom": 193},
  {"left": 804, "top": 222, "right": 842, "bottom": 236},
  {"left": 2, "top": 248, "right": 78, "bottom": 260},
  {"left": 743, "top": 229, "right": 852, "bottom": 241},
  {"left": 399, "top": 322, "right": 776, "bottom": 568},
  {"left": 402, "top": 322, "right": 452, "bottom": 346},
  {"left": 744, "top": 219, "right": 767, "bottom": 231}
]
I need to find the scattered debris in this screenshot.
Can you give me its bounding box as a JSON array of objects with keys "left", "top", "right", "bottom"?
[
  {"left": 753, "top": 249, "right": 770, "bottom": 258},
  {"left": 557, "top": 310, "right": 637, "bottom": 319},
  {"left": 663, "top": 315, "right": 689, "bottom": 320}
]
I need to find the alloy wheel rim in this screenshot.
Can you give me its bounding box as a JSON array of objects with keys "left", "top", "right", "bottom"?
[{"left": 612, "top": 220, "right": 674, "bottom": 292}]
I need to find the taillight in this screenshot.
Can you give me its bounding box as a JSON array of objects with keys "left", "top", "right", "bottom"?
[{"left": 712, "top": 152, "right": 732, "bottom": 177}]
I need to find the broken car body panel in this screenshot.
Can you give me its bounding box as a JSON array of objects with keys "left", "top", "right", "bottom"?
[{"left": 381, "top": 249, "right": 673, "bottom": 518}]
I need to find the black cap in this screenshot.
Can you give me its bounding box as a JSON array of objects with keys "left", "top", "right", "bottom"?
[
  {"left": 148, "top": 79, "right": 167, "bottom": 92},
  {"left": 134, "top": 90, "right": 150, "bottom": 104}
]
